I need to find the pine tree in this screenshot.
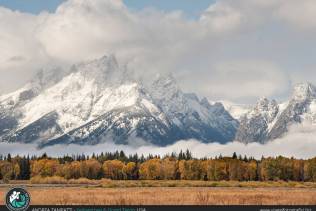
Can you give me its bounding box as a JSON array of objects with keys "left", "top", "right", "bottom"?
[
  {"left": 41, "top": 153, "right": 48, "bottom": 159},
  {"left": 185, "top": 149, "right": 192, "bottom": 160},
  {"left": 140, "top": 154, "right": 145, "bottom": 163},
  {"left": 7, "top": 153, "right": 12, "bottom": 162},
  {"left": 178, "top": 150, "right": 185, "bottom": 160},
  {"left": 232, "top": 152, "right": 237, "bottom": 159},
  {"left": 119, "top": 150, "right": 126, "bottom": 162},
  {"left": 17, "top": 156, "right": 31, "bottom": 180}
]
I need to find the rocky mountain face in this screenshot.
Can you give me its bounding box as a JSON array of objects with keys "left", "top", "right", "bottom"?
[
  {"left": 235, "top": 83, "right": 316, "bottom": 144},
  {"left": 0, "top": 55, "right": 238, "bottom": 147},
  {"left": 2, "top": 54, "right": 315, "bottom": 147}
]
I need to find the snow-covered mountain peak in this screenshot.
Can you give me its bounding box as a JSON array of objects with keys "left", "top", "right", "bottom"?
[
  {"left": 77, "top": 54, "right": 119, "bottom": 70},
  {"left": 236, "top": 97, "right": 279, "bottom": 144},
  {"left": 72, "top": 54, "right": 130, "bottom": 86},
  {"left": 200, "top": 97, "right": 211, "bottom": 108},
  {"left": 152, "top": 73, "right": 178, "bottom": 91},
  {"left": 236, "top": 82, "right": 316, "bottom": 144},
  {"left": 244, "top": 97, "right": 279, "bottom": 125},
  {"left": 184, "top": 93, "right": 200, "bottom": 102},
  {"left": 0, "top": 55, "right": 239, "bottom": 146},
  {"left": 31, "top": 66, "right": 67, "bottom": 91},
  {"left": 291, "top": 82, "right": 316, "bottom": 102},
  {"left": 208, "top": 102, "right": 230, "bottom": 117},
  {"left": 255, "top": 97, "right": 278, "bottom": 113},
  {"left": 214, "top": 102, "right": 225, "bottom": 109},
  {"left": 255, "top": 97, "right": 269, "bottom": 110},
  {"left": 149, "top": 73, "right": 181, "bottom": 104}
]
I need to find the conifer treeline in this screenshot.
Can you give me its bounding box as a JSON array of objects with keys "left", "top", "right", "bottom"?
[{"left": 0, "top": 150, "right": 316, "bottom": 182}]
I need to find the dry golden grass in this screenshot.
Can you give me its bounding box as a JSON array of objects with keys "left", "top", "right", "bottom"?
[
  {"left": 30, "top": 176, "right": 68, "bottom": 184},
  {"left": 98, "top": 180, "right": 316, "bottom": 188},
  {"left": 30, "top": 176, "right": 101, "bottom": 185},
  {"left": 25, "top": 178, "right": 316, "bottom": 189},
  {"left": 0, "top": 186, "right": 316, "bottom": 205}
]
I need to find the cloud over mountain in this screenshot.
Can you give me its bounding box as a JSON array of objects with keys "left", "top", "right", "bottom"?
[
  {"left": 1, "top": 0, "right": 316, "bottom": 102},
  {"left": 1, "top": 122, "right": 316, "bottom": 159}
]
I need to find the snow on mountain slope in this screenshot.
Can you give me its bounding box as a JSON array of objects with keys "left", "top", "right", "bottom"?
[
  {"left": 0, "top": 55, "right": 239, "bottom": 147},
  {"left": 235, "top": 97, "right": 279, "bottom": 144},
  {"left": 236, "top": 82, "right": 316, "bottom": 144},
  {"left": 146, "top": 75, "right": 239, "bottom": 143},
  {"left": 268, "top": 82, "right": 316, "bottom": 140},
  {"left": 2, "top": 53, "right": 315, "bottom": 147},
  {"left": 302, "top": 100, "right": 316, "bottom": 123},
  {"left": 12, "top": 56, "right": 129, "bottom": 130}
]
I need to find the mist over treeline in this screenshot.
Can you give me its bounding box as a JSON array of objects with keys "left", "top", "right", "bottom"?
[{"left": 0, "top": 150, "right": 316, "bottom": 183}]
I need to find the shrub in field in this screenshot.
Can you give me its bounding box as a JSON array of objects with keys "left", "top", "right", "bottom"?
[
  {"left": 68, "top": 178, "right": 99, "bottom": 185},
  {"left": 30, "top": 175, "right": 67, "bottom": 184}
]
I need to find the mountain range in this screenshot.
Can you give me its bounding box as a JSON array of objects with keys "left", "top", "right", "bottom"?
[
  {"left": 0, "top": 55, "right": 315, "bottom": 147},
  {"left": 235, "top": 83, "right": 316, "bottom": 144}
]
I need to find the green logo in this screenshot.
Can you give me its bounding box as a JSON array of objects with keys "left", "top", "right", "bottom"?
[{"left": 5, "top": 187, "right": 30, "bottom": 211}]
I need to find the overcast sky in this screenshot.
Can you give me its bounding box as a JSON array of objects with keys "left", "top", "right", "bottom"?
[{"left": 1, "top": 0, "right": 316, "bottom": 103}]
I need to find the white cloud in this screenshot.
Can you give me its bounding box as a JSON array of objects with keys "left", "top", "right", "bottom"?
[
  {"left": 277, "top": 0, "right": 316, "bottom": 30},
  {"left": 205, "top": 60, "right": 289, "bottom": 101},
  {"left": 0, "top": 8, "right": 50, "bottom": 92},
  {"left": 1, "top": 0, "right": 316, "bottom": 102},
  {"left": 36, "top": 0, "right": 135, "bottom": 63},
  {"left": 200, "top": 1, "right": 242, "bottom": 32},
  {"left": 1, "top": 123, "right": 316, "bottom": 159}
]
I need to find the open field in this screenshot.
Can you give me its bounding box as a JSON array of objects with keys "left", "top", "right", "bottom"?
[
  {"left": 1, "top": 180, "right": 316, "bottom": 205},
  {"left": 0, "top": 186, "right": 316, "bottom": 205},
  {"left": 9, "top": 178, "right": 316, "bottom": 188}
]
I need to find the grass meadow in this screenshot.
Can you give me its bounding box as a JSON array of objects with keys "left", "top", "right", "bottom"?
[{"left": 0, "top": 179, "right": 316, "bottom": 205}]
